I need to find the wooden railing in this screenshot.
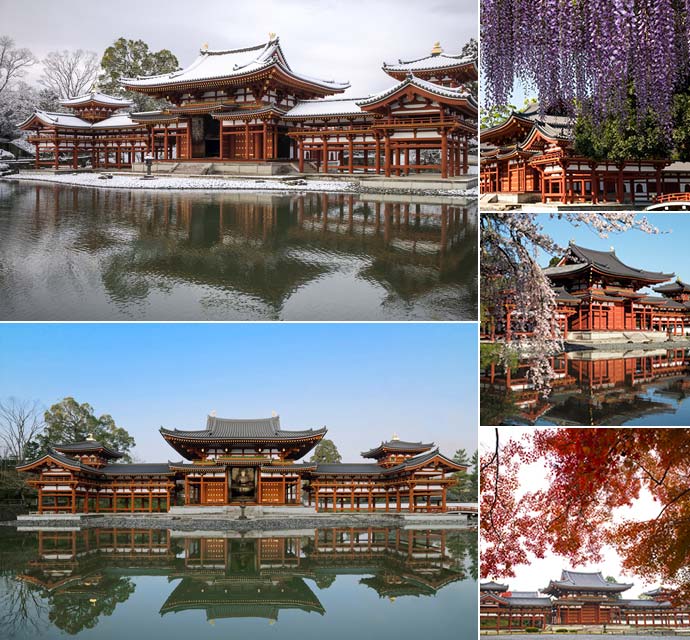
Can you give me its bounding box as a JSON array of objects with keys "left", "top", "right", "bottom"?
[{"left": 653, "top": 192, "right": 690, "bottom": 204}]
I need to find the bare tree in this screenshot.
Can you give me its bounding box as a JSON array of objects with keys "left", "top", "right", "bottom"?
[
  {"left": 40, "top": 49, "right": 99, "bottom": 99},
  {"left": 0, "top": 398, "right": 44, "bottom": 461},
  {"left": 0, "top": 36, "right": 36, "bottom": 96}
]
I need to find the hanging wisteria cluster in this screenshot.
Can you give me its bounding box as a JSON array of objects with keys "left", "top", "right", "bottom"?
[{"left": 481, "top": 0, "right": 689, "bottom": 137}]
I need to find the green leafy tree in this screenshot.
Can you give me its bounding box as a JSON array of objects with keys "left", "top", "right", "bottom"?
[
  {"left": 309, "top": 439, "right": 341, "bottom": 464},
  {"left": 31, "top": 397, "right": 135, "bottom": 462},
  {"left": 574, "top": 88, "right": 669, "bottom": 162},
  {"left": 98, "top": 38, "right": 178, "bottom": 111},
  {"left": 672, "top": 91, "right": 690, "bottom": 162},
  {"left": 448, "top": 448, "right": 478, "bottom": 502}
]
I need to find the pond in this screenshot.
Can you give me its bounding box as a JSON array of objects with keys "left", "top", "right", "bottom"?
[
  {"left": 0, "top": 181, "right": 477, "bottom": 320},
  {"left": 0, "top": 525, "right": 476, "bottom": 640},
  {"left": 481, "top": 348, "right": 690, "bottom": 426}
]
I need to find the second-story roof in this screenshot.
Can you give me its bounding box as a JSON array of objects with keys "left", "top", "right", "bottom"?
[
  {"left": 160, "top": 414, "right": 327, "bottom": 441},
  {"left": 544, "top": 570, "right": 633, "bottom": 595},
  {"left": 544, "top": 242, "right": 674, "bottom": 285}
]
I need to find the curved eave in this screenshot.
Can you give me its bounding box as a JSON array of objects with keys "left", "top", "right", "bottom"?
[
  {"left": 386, "top": 451, "right": 466, "bottom": 475},
  {"left": 585, "top": 265, "right": 673, "bottom": 284},
  {"left": 16, "top": 452, "right": 99, "bottom": 475},
  {"left": 521, "top": 125, "right": 569, "bottom": 150},
  {"left": 53, "top": 446, "right": 123, "bottom": 459},
  {"left": 360, "top": 443, "right": 434, "bottom": 458},
  {"left": 121, "top": 61, "right": 349, "bottom": 96},
  {"left": 384, "top": 61, "right": 477, "bottom": 79},
  {"left": 159, "top": 428, "right": 327, "bottom": 443},
  {"left": 357, "top": 77, "right": 475, "bottom": 110},
  {"left": 282, "top": 111, "right": 368, "bottom": 121},
  {"left": 480, "top": 114, "right": 536, "bottom": 145}
]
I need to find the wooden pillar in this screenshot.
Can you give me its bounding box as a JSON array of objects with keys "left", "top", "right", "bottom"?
[
  {"left": 244, "top": 123, "right": 250, "bottom": 160},
  {"left": 164, "top": 125, "right": 169, "bottom": 161},
  {"left": 348, "top": 137, "right": 353, "bottom": 173},
  {"left": 384, "top": 135, "right": 391, "bottom": 177},
  {"left": 375, "top": 137, "right": 381, "bottom": 174},
  {"left": 440, "top": 132, "right": 448, "bottom": 178},
  {"left": 298, "top": 139, "right": 304, "bottom": 172},
  {"left": 218, "top": 122, "right": 224, "bottom": 160},
  {"left": 322, "top": 137, "right": 329, "bottom": 174},
  {"left": 462, "top": 135, "right": 468, "bottom": 174}
]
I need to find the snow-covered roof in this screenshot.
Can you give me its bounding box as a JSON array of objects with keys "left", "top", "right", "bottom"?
[
  {"left": 283, "top": 98, "right": 366, "bottom": 119},
  {"left": 121, "top": 38, "right": 349, "bottom": 93},
  {"left": 91, "top": 114, "right": 139, "bottom": 129},
  {"left": 357, "top": 75, "right": 474, "bottom": 107},
  {"left": 18, "top": 110, "right": 141, "bottom": 131},
  {"left": 383, "top": 51, "right": 475, "bottom": 73},
  {"left": 59, "top": 92, "right": 133, "bottom": 107},
  {"left": 21, "top": 111, "right": 91, "bottom": 129}
]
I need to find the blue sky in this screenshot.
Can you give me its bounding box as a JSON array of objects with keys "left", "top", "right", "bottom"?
[
  {"left": 0, "top": 323, "right": 476, "bottom": 462},
  {"left": 536, "top": 213, "right": 688, "bottom": 289}
]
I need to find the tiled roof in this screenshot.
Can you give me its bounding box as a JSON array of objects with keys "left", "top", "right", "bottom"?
[
  {"left": 655, "top": 279, "right": 690, "bottom": 294},
  {"left": 546, "top": 570, "right": 633, "bottom": 593},
  {"left": 100, "top": 463, "right": 173, "bottom": 475},
  {"left": 357, "top": 75, "right": 474, "bottom": 107},
  {"left": 480, "top": 581, "right": 509, "bottom": 592},
  {"left": 383, "top": 52, "right": 475, "bottom": 73},
  {"left": 544, "top": 242, "right": 674, "bottom": 283},
  {"left": 312, "top": 463, "right": 385, "bottom": 475},
  {"left": 160, "top": 415, "right": 327, "bottom": 441},
  {"left": 60, "top": 92, "right": 132, "bottom": 107},
  {"left": 284, "top": 98, "right": 366, "bottom": 119},
  {"left": 53, "top": 440, "right": 123, "bottom": 459},
  {"left": 361, "top": 439, "right": 434, "bottom": 458},
  {"left": 121, "top": 38, "right": 349, "bottom": 92}
]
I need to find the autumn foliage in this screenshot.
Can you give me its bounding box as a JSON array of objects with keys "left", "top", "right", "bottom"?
[{"left": 481, "top": 428, "right": 690, "bottom": 601}]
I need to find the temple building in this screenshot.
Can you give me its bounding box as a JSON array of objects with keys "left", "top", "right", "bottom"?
[
  {"left": 16, "top": 414, "right": 464, "bottom": 514},
  {"left": 18, "top": 37, "right": 476, "bottom": 178},
  {"left": 484, "top": 242, "right": 690, "bottom": 342},
  {"left": 480, "top": 103, "right": 690, "bottom": 205},
  {"left": 18, "top": 92, "right": 148, "bottom": 169},
  {"left": 481, "top": 571, "right": 690, "bottom": 631}
]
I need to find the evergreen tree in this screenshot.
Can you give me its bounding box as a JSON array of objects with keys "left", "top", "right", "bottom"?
[
  {"left": 29, "top": 397, "right": 135, "bottom": 462},
  {"left": 98, "top": 38, "right": 178, "bottom": 111},
  {"left": 309, "top": 439, "right": 342, "bottom": 464}
]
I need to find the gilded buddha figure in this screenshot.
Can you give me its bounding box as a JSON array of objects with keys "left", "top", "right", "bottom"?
[{"left": 231, "top": 467, "right": 256, "bottom": 499}]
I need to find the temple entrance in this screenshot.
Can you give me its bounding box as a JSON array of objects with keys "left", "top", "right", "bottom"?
[
  {"left": 229, "top": 467, "right": 257, "bottom": 502},
  {"left": 190, "top": 114, "right": 220, "bottom": 158},
  {"left": 277, "top": 131, "right": 292, "bottom": 159}
]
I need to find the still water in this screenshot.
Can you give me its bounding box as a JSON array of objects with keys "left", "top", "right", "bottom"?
[
  {"left": 0, "top": 526, "right": 476, "bottom": 640},
  {"left": 0, "top": 181, "right": 477, "bottom": 320},
  {"left": 481, "top": 348, "right": 690, "bottom": 426}
]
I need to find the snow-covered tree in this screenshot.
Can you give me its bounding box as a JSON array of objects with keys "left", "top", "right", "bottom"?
[{"left": 0, "top": 36, "right": 36, "bottom": 97}]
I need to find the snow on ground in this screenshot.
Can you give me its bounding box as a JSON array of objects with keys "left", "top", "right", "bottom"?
[
  {"left": 4, "top": 172, "right": 357, "bottom": 193},
  {"left": 444, "top": 186, "right": 477, "bottom": 197},
  {"left": 0, "top": 149, "right": 15, "bottom": 160}
]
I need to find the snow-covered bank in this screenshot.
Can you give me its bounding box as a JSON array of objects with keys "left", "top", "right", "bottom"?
[
  {"left": 2, "top": 171, "right": 477, "bottom": 198},
  {"left": 3, "top": 172, "right": 357, "bottom": 193}
]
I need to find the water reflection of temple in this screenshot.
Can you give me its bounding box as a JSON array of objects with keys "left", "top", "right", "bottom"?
[
  {"left": 15, "top": 527, "right": 467, "bottom": 630},
  {"left": 481, "top": 349, "right": 690, "bottom": 425},
  {"left": 15, "top": 184, "right": 476, "bottom": 311}
]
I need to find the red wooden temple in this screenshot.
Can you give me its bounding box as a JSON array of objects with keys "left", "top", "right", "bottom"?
[
  {"left": 484, "top": 242, "right": 689, "bottom": 342},
  {"left": 16, "top": 414, "right": 464, "bottom": 514},
  {"left": 18, "top": 92, "right": 148, "bottom": 169},
  {"left": 480, "top": 103, "right": 690, "bottom": 205},
  {"left": 18, "top": 37, "right": 476, "bottom": 178},
  {"left": 481, "top": 572, "right": 690, "bottom": 630}
]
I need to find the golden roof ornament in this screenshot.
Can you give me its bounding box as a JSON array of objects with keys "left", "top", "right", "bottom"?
[
  {"left": 431, "top": 41, "right": 443, "bottom": 56},
  {"left": 202, "top": 43, "right": 209, "bottom": 50},
  {"left": 391, "top": 432, "right": 400, "bottom": 441},
  {"left": 269, "top": 32, "right": 277, "bottom": 41},
  {"left": 86, "top": 433, "right": 95, "bottom": 441}
]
